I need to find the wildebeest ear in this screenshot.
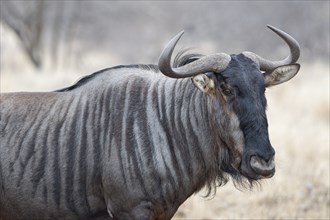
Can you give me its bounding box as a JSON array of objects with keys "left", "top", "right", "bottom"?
[
  {"left": 192, "top": 74, "right": 215, "bottom": 94},
  {"left": 264, "top": 64, "right": 300, "bottom": 87}
]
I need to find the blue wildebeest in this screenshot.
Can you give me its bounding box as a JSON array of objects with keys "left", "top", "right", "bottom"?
[{"left": 0, "top": 25, "right": 300, "bottom": 219}]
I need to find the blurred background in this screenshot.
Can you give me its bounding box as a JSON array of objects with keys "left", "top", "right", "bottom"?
[{"left": 1, "top": 1, "right": 329, "bottom": 219}]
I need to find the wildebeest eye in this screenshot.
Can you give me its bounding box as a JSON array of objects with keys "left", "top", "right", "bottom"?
[{"left": 222, "top": 88, "right": 232, "bottom": 96}]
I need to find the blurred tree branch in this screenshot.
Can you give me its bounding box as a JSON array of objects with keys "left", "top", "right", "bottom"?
[
  {"left": 1, "top": 1, "right": 81, "bottom": 71},
  {"left": 1, "top": 1, "right": 44, "bottom": 68}
]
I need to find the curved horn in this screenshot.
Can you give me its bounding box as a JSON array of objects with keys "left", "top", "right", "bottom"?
[
  {"left": 243, "top": 25, "right": 300, "bottom": 71},
  {"left": 158, "top": 31, "right": 231, "bottom": 78}
]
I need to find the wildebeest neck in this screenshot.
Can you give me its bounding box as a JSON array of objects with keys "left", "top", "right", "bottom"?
[{"left": 92, "top": 70, "right": 247, "bottom": 211}]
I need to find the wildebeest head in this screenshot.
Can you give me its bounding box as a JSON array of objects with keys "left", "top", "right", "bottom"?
[{"left": 158, "top": 25, "right": 300, "bottom": 182}]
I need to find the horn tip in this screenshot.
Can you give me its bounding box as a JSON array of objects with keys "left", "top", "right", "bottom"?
[
  {"left": 168, "top": 30, "right": 185, "bottom": 46},
  {"left": 266, "top": 24, "right": 278, "bottom": 32},
  {"left": 176, "top": 30, "right": 185, "bottom": 38}
]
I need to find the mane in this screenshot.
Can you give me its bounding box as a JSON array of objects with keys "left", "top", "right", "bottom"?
[
  {"left": 55, "top": 64, "right": 159, "bottom": 92},
  {"left": 173, "top": 49, "right": 204, "bottom": 67}
]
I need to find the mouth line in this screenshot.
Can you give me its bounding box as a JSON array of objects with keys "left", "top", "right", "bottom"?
[
  {"left": 241, "top": 171, "right": 274, "bottom": 180},
  {"left": 252, "top": 167, "right": 275, "bottom": 177},
  {"left": 239, "top": 163, "right": 275, "bottom": 180}
]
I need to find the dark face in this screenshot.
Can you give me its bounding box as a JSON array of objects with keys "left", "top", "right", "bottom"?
[{"left": 216, "top": 54, "right": 275, "bottom": 180}]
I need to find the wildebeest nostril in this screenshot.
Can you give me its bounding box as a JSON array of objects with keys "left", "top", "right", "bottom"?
[
  {"left": 258, "top": 150, "right": 275, "bottom": 163},
  {"left": 263, "top": 157, "right": 272, "bottom": 163},
  {"left": 254, "top": 154, "right": 275, "bottom": 165}
]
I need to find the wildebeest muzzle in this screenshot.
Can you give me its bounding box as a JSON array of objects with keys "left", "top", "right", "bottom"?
[{"left": 240, "top": 145, "right": 276, "bottom": 179}]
